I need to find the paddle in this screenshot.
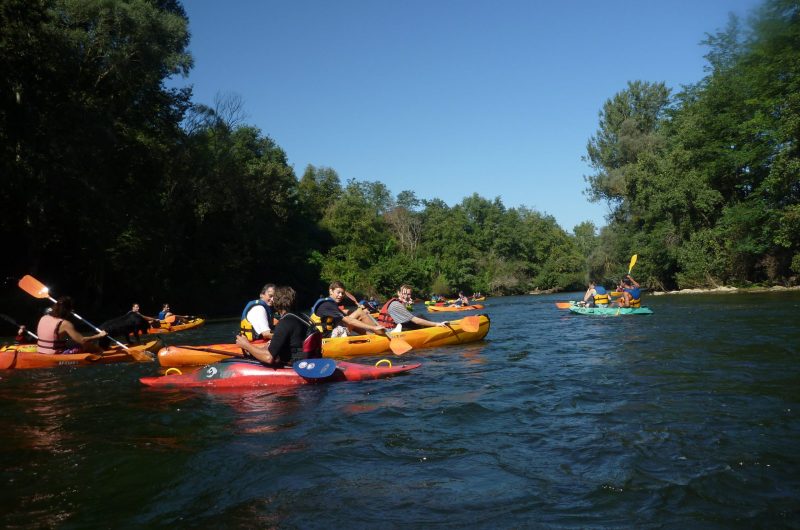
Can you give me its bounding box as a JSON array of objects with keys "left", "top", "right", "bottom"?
[
  {"left": 343, "top": 291, "right": 412, "bottom": 355},
  {"left": 293, "top": 358, "right": 337, "bottom": 379},
  {"left": 17, "top": 275, "right": 152, "bottom": 362},
  {"left": 178, "top": 345, "right": 244, "bottom": 357},
  {"left": 163, "top": 315, "right": 177, "bottom": 324},
  {"left": 459, "top": 315, "right": 481, "bottom": 333},
  {"left": 0, "top": 313, "right": 39, "bottom": 340},
  {"left": 615, "top": 254, "right": 639, "bottom": 316}
]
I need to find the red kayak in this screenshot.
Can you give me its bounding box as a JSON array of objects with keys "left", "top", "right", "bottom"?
[{"left": 140, "top": 359, "right": 420, "bottom": 388}]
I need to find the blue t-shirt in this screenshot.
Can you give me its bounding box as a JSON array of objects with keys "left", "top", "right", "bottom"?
[{"left": 625, "top": 287, "right": 641, "bottom": 299}]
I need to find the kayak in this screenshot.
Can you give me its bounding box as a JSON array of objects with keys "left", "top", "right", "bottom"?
[
  {"left": 569, "top": 306, "right": 653, "bottom": 316},
  {"left": 140, "top": 358, "right": 420, "bottom": 388},
  {"left": 427, "top": 304, "right": 484, "bottom": 313},
  {"left": 157, "top": 315, "right": 491, "bottom": 367},
  {"left": 147, "top": 316, "right": 205, "bottom": 334},
  {"left": 471, "top": 296, "right": 486, "bottom": 302},
  {"left": 0, "top": 340, "right": 159, "bottom": 370}
]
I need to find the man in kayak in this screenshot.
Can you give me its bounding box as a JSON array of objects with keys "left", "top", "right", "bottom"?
[
  {"left": 617, "top": 275, "right": 642, "bottom": 307},
  {"left": 36, "top": 296, "right": 107, "bottom": 354},
  {"left": 239, "top": 284, "right": 275, "bottom": 341},
  {"left": 377, "top": 284, "right": 448, "bottom": 332},
  {"left": 451, "top": 292, "right": 470, "bottom": 307},
  {"left": 311, "top": 281, "right": 385, "bottom": 338},
  {"left": 582, "top": 281, "right": 609, "bottom": 308},
  {"left": 236, "top": 286, "right": 320, "bottom": 366}
]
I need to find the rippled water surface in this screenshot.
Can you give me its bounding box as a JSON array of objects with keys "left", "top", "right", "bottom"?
[{"left": 1, "top": 293, "right": 799, "bottom": 528}]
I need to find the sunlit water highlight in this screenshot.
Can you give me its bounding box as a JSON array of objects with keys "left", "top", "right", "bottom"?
[{"left": 1, "top": 293, "right": 798, "bottom": 527}]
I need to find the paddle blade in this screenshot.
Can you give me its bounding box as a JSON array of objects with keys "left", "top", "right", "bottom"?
[
  {"left": 294, "top": 358, "right": 337, "bottom": 379},
  {"left": 628, "top": 254, "right": 638, "bottom": 274},
  {"left": 555, "top": 302, "right": 572, "bottom": 310},
  {"left": 389, "top": 337, "right": 413, "bottom": 355},
  {"left": 459, "top": 316, "right": 481, "bottom": 333},
  {"left": 163, "top": 315, "right": 176, "bottom": 324},
  {"left": 18, "top": 275, "right": 51, "bottom": 299}
]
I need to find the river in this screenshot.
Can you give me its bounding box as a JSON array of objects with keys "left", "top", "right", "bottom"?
[{"left": 1, "top": 292, "right": 798, "bottom": 528}]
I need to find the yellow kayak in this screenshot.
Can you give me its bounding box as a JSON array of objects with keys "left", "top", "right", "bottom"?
[
  {"left": 147, "top": 317, "right": 205, "bottom": 334},
  {"left": 157, "top": 315, "right": 491, "bottom": 367}
]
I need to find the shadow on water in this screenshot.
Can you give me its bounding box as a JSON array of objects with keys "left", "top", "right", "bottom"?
[{"left": 1, "top": 292, "right": 799, "bottom": 527}]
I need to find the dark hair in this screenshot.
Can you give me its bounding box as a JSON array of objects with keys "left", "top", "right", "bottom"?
[
  {"left": 272, "top": 286, "right": 296, "bottom": 313},
  {"left": 329, "top": 281, "right": 345, "bottom": 291},
  {"left": 260, "top": 283, "right": 276, "bottom": 295},
  {"left": 51, "top": 296, "right": 73, "bottom": 319}
]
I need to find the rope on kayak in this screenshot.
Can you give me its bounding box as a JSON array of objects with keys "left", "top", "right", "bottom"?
[
  {"left": 375, "top": 359, "right": 392, "bottom": 367},
  {"left": 165, "top": 367, "right": 182, "bottom": 376}
]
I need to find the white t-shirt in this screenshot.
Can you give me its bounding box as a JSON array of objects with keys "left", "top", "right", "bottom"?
[{"left": 246, "top": 304, "right": 272, "bottom": 337}]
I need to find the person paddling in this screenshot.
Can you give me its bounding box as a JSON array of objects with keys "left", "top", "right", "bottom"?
[
  {"left": 617, "top": 275, "right": 642, "bottom": 308},
  {"left": 377, "top": 284, "right": 448, "bottom": 332},
  {"left": 236, "top": 286, "right": 321, "bottom": 367},
  {"left": 310, "top": 281, "right": 385, "bottom": 338},
  {"left": 36, "top": 296, "right": 107, "bottom": 354}
]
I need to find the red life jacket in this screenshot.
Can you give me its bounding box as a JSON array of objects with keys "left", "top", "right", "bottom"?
[{"left": 376, "top": 298, "right": 401, "bottom": 329}]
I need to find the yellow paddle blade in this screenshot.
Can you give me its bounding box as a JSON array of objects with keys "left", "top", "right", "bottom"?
[
  {"left": 389, "top": 336, "right": 413, "bottom": 355},
  {"left": 18, "top": 275, "right": 50, "bottom": 299},
  {"left": 555, "top": 302, "right": 572, "bottom": 309},
  {"left": 628, "top": 254, "right": 638, "bottom": 274},
  {"left": 459, "top": 316, "right": 481, "bottom": 333},
  {"left": 163, "top": 314, "right": 176, "bottom": 324}
]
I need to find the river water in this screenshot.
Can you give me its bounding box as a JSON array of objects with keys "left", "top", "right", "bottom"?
[{"left": 1, "top": 293, "right": 798, "bottom": 528}]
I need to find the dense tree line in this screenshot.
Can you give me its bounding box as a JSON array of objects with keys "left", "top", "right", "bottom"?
[
  {"left": 2, "top": 0, "right": 794, "bottom": 325},
  {"left": 0, "top": 0, "right": 588, "bottom": 323},
  {"left": 584, "top": 0, "right": 799, "bottom": 290}
]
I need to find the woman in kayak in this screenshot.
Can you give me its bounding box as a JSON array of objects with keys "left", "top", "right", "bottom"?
[
  {"left": 36, "top": 296, "right": 107, "bottom": 354},
  {"left": 236, "top": 286, "right": 321, "bottom": 367},
  {"left": 377, "top": 284, "right": 448, "bottom": 331}
]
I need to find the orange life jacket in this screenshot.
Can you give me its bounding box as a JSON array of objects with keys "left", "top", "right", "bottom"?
[{"left": 376, "top": 298, "right": 401, "bottom": 329}]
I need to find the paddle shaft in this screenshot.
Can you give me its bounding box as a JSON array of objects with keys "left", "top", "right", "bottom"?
[
  {"left": 0, "top": 313, "right": 38, "bottom": 339},
  {"left": 179, "top": 345, "right": 243, "bottom": 357}
]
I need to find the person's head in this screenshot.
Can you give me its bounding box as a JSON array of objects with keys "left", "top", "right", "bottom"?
[
  {"left": 162, "top": 303, "right": 170, "bottom": 311},
  {"left": 329, "top": 281, "right": 346, "bottom": 303},
  {"left": 272, "top": 286, "right": 296, "bottom": 313},
  {"left": 260, "top": 283, "right": 276, "bottom": 305},
  {"left": 622, "top": 278, "right": 632, "bottom": 287},
  {"left": 132, "top": 303, "right": 140, "bottom": 312},
  {"left": 397, "top": 284, "right": 413, "bottom": 302},
  {"left": 51, "top": 296, "right": 73, "bottom": 319},
  {"left": 588, "top": 281, "right": 596, "bottom": 289}
]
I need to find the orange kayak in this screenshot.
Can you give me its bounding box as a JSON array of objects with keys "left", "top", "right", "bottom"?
[
  {"left": 0, "top": 340, "right": 159, "bottom": 370},
  {"left": 147, "top": 317, "right": 205, "bottom": 334},
  {"left": 427, "top": 304, "right": 484, "bottom": 313},
  {"left": 158, "top": 314, "right": 491, "bottom": 367}
]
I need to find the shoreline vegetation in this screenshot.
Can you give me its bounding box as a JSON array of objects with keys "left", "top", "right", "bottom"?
[{"left": 2, "top": 0, "right": 797, "bottom": 319}]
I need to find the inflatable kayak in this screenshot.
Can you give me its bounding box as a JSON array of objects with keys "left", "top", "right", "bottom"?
[
  {"left": 147, "top": 316, "right": 205, "bottom": 334},
  {"left": 141, "top": 358, "right": 420, "bottom": 388},
  {"left": 0, "top": 340, "right": 159, "bottom": 369},
  {"left": 427, "top": 304, "right": 484, "bottom": 313},
  {"left": 157, "top": 315, "right": 491, "bottom": 367},
  {"left": 569, "top": 306, "right": 653, "bottom": 316}
]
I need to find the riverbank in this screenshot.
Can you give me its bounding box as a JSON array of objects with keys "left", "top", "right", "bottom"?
[{"left": 652, "top": 285, "right": 800, "bottom": 296}]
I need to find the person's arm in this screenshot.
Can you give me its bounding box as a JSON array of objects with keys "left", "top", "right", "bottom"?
[
  {"left": 247, "top": 306, "right": 273, "bottom": 340},
  {"left": 235, "top": 335, "right": 277, "bottom": 364},
  {"left": 61, "top": 320, "right": 106, "bottom": 345},
  {"left": 627, "top": 275, "right": 640, "bottom": 288},
  {"left": 410, "top": 316, "right": 447, "bottom": 328}
]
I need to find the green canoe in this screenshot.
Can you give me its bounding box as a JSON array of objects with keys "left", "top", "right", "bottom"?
[{"left": 569, "top": 306, "right": 653, "bottom": 316}]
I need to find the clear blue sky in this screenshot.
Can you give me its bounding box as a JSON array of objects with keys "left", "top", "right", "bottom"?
[{"left": 173, "top": 0, "right": 762, "bottom": 233}]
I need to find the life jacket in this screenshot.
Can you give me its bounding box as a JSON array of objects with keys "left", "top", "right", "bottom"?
[
  {"left": 623, "top": 288, "right": 641, "bottom": 307},
  {"left": 592, "top": 286, "right": 609, "bottom": 305},
  {"left": 36, "top": 315, "right": 68, "bottom": 354},
  {"left": 310, "top": 297, "right": 338, "bottom": 337},
  {"left": 376, "top": 297, "right": 401, "bottom": 329},
  {"left": 239, "top": 300, "right": 273, "bottom": 342},
  {"left": 282, "top": 313, "right": 322, "bottom": 358}
]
